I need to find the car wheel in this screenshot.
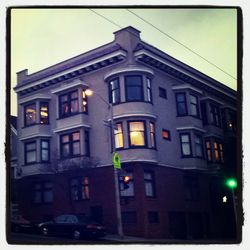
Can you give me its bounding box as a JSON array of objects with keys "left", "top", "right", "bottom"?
[
  {"left": 41, "top": 227, "right": 49, "bottom": 236},
  {"left": 72, "top": 230, "right": 81, "bottom": 240}
]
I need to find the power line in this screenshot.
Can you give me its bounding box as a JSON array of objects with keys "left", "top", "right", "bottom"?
[
  {"left": 89, "top": 8, "right": 236, "bottom": 81},
  {"left": 126, "top": 9, "right": 237, "bottom": 80}
]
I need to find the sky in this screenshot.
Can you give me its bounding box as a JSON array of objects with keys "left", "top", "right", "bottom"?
[{"left": 10, "top": 8, "right": 238, "bottom": 116}]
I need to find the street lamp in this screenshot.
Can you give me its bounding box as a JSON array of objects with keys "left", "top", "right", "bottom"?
[{"left": 85, "top": 89, "right": 124, "bottom": 238}]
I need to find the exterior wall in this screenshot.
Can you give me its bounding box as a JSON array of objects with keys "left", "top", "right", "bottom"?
[{"left": 13, "top": 26, "right": 238, "bottom": 239}]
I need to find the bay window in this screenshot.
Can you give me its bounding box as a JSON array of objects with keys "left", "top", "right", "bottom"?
[
  {"left": 149, "top": 122, "right": 156, "bottom": 148},
  {"left": 125, "top": 75, "right": 143, "bottom": 101},
  {"left": 59, "top": 90, "right": 79, "bottom": 117},
  {"left": 190, "top": 94, "right": 199, "bottom": 117},
  {"left": 128, "top": 121, "right": 146, "bottom": 147},
  {"left": 180, "top": 133, "right": 192, "bottom": 157},
  {"left": 25, "top": 141, "right": 37, "bottom": 164},
  {"left": 194, "top": 134, "right": 203, "bottom": 158},
  {"left": 41, "top": 140, "right": 50, "bottom": 162},
  {"left": 210, "top": 104, "right": 221, "bottom": 127},
  {"left": 24, "top": 103, "right": 36, "bottom": 126},
  {"left": 175, "top": 93, "right": 187, "bottom": 116},
  {"left": 109, "top": 78, "right": 120, "bottom": 104},
  {"left": 40, "top": 102, "right": 49, "bottom": 124},
  {"left": 114, "top": 123, "right": 124, "bottom": 149},
  {"left": 60, "top": 131, "right": 80, "bottom": 158}
]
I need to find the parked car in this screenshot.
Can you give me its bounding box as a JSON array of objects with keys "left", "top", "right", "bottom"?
[
  {"left": 37, "top": 214, "right": 106, "bottom": 239},
  {"left": 11, "top": 215, "right": 34, "bottom": 233}
]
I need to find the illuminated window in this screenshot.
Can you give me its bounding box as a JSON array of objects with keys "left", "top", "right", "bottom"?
[
  {"left": 24, "top": 103, "right": 36, "bottom": 126},
  {"left": 109, "top": 78, "right": 120, "bottom": 104},
  {"left": 214, "top": 141, "right": 224, "bottom": 163},
  {"left": 82, "top": 91, "right": 88, "bottom": 113},
  {"left": 146, "top": 78, "right": 152, "bottom": 102},
  {"left": 205, "top": 140, "right": 212, "bottom": 161},
  {"left": 144, "top": 171, "right": 155, "bottom": 197},
  {"left": 40, "top": 102, "right": 49, "bottom": 124},
  {"left": 180, "top": 133, "right": 192, "bottom": 157},
  {"left": 41, "top": 140, "right": 50, "bottom": 162},
  {"left": 125, "top": 75, "right": 143, "bottom": 101},
  {"left": 128, "top": 121, "right": 146, "bottom": 147},
  {"left": 60, "top": 131, "right": 80, "bottom": 158},
  {"left": 70, "top": 177, "right": 90, "bottom": 201},
  {"left": 194, "top": 134, "right": 203, "bottom": 157},
  {"left": 149, "top": 122, "right": 156, "bottom": 148},
  {"left": 25, "top": 141, "right": 37, "bottom": 164},
  {"left": 114, "top": 123, "right": 124, "bottom": 149},
  {"left": 59, "top": 90, "right": 79, "bottom": 117},
  {"left": 175, "top": 93, "right": 187, "bottom": 116},
  {"left": 190, "top": 94, "right": 199, "bottom": 117},
  {"left": 162, "top": 129, "right": 171, "bottom": 140}
]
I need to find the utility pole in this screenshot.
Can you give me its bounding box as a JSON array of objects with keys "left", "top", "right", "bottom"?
[{"left": 85, "top": 89, "right": 123, "bottom": 238}]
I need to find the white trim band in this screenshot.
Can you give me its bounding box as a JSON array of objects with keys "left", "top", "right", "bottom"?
[
  {"left": 20, "top": 134, "right": 52, "bottom": 141},
  {"left": 53, "top": 124, "right": 91, "bottom": 133},
  {"left": 176, "top": 126, "right": 206, "bottom": 133},
  {"left": 51, "top": 80, "right": 88, "bottom": 94},
  {"left": 19, "top": 94, "right": 52, "bottom": 104}
]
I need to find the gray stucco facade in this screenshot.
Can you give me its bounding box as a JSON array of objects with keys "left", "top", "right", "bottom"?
[{"left": 12, "top": 26, "right": 238, "bottom": 240}]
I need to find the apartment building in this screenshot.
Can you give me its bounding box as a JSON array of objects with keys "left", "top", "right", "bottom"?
[{"left": 13, "top": 26, "right": 238, "bottom": 239}]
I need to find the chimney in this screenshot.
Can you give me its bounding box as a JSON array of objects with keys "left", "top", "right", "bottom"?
[{"left": 17, "top": 69, "right": 28, "bottom": 85}]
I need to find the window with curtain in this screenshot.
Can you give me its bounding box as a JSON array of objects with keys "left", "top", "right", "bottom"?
[
  {"left": 24, "top": 103, "right": 36, "bottom": 126},
  {"left": 59, "top": 90, "right": 79, "bottom": 117},
  {"left": 60, "top": 131, "right": 80, "bottom": 158},
  {"left": 190, "top": 94, "right": 199, "bottom": 117},
  {"left": 70, "top": 177, "right": 90, "bottom": 201},
  {"left": 41, "top": 140, "right": 50, "bottom": 162},
  {"left": 114, "top": 123, "right": 124, "bottom": 149},
  {"left": 40, "top": 102, "right": 49, "bottom": 124},
  {"left": 180, "top": 133, "right": 192, "bottom": 157},
  {"left": 128, "top": 121, "right": 146, "bottom": 147}
]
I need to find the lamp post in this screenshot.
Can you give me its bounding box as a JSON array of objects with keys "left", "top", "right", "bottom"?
[{"left": 85, "top": 89, "right": 124, "bottom": 238}]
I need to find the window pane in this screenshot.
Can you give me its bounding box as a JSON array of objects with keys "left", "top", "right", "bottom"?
[
  {"left": 177, "top": 93, "right": 185, "bottom": 102},
  {"left": 62, "top": 135, "right": 69, "bottom": 143},
  {"left": 190, "top": 95, "right": 197, "bottom": 104},
  {"left": 26, "top": 142, "right": 36, "bottom": 151},
  {"left": 130, "top": 131, "right": 145, "bottom": 146},
  {"left": 25, "top": 104, "right": 36, "bottom": 125},
  {"left": 44, "top": 190, "right": 53, "bottom": 203},
  {"left": 40, "top": 103, "right": 49, "bottom": 124},
  {"left": 42, "top": 149, "right": 49, "bottom": 161},
  {"left": 178, "top": 103, "right": 187, "bottom": 115},
  {"left": 62, "top": 144, "right": 70, "bottom": 157},
  {"left": 145, "top": 182, "right": 154, "bottom": 196},
  {"left": 125, "top": 76, "right": 143, "bottom": 101},
  {"left": 144, "top": 172, "right": 152, "bottom": 180},
  {"left": 129, "top": 122, "right": 144, "bottom": 131},
  {"left": 72, "top": 132, "right": 80, "bottom": 141},
  {"left": 34, "top": 191, "right": 42, "bottom": 203},
  {"left": 27, "top": 151, "right": 36, "bottom": 163},
  {"left": 70, "top": 100, "right": 78, "bottom": 113},
  {"left": 42, "top": 141, "right": 49, "bottom": 149},
  {"left": 182, "top": 144, "right": 191, "bottom": 155},
  {"left": 181, "top": 135, "right": 189, "bottom": 143},
  {"left": 72, "top": 142, "right": 80, "bottom": 155},
  {"left": 71, "top": 91, "right": 78, "bottom": 99}
]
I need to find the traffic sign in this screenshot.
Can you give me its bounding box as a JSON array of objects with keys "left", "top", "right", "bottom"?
[{"left": 113, "top": 152, "right": 121, "bottom": 169}]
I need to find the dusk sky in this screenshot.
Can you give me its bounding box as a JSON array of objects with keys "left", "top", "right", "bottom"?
[{"left": 10, "top": 8, "right": 237, "bottom": 115}]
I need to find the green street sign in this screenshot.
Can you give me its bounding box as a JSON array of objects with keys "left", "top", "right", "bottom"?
[{"left": 113, "top": 152, "right": 121, "bottom": 169}]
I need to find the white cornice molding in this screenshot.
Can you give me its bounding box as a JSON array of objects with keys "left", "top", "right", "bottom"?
[
  {"left": 19, "top": 94, "right": 51, "bottom": 104},
  {"left": 110, "top": 113, "right": 157, "bottom": 120},
  {"left": 53, "top": 123, "right": 91, "bottom": 133},
  {"left": 171, "top": 84, "right": 203, "bottom": 95},
  {"left": 51, "top": 80, "right": 88, "bottom": 94},
  {"left": 135, "top": 50, "right": 236, "bottom": 100},
  {"left": 176, "top": 126, "right": 206, "bottom": 133},
  {"left": 104, "top": 66, "right": 154, "bottom": 81},
  {"left": 15, "top": 50, "right": 127, "bottom": 93},
  {"left": 20, "top": 134, "right": 52, "bottom": 141}
]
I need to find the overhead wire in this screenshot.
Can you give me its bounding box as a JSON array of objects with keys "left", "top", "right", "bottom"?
[{"left": 89, "top": 8, "right": 237, "bottom": 81}]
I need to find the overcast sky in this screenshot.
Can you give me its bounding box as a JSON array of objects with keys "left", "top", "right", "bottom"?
[{"left": 10, "top": 8, "right": 237, "bottom": 115}]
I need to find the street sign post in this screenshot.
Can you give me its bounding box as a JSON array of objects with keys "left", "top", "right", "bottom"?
[{"left": 113, "top": 152, "right": 121, "bottom": 169}]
